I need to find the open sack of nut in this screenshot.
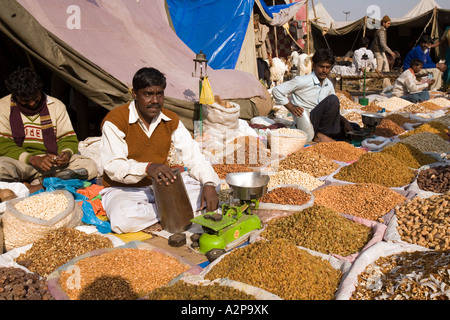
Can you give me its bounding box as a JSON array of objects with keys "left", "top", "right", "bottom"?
[
  {"left": 2, "top": 190, "right": 83, "bottom": 251},
  {"left": 202, "top": 97, "right": 240, "bottom": 143}
]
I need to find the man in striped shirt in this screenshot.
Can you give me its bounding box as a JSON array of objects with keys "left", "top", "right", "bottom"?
[{"left": 0, "top": 67, "right": 98, "bottom": 192}]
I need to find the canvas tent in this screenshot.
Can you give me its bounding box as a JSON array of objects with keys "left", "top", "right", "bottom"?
[
  {"left": 0, "top": 0, "right": 273, "bottom": 135},
  {"left": 310, "top": 0, "right": 450, "bottom": 60}
]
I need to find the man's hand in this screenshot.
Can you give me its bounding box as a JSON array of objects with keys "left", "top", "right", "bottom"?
[
  {"left": 436, "top": 63, "right": 447, "bottom": 72},
  {"left": 146, "top": 163, "right": 176, "bottom": 185},
  {"left": 56, "top": 151, "right": 71, "bottom": 167},
  {"left": 29, "top": 154, "right": 57, "bottom": 172},
  {"left": 286, "top": 102, "right": 304, "bottom": 117},
  {"left": 201, "top": 185, "right": 219, "bottom": 213}
]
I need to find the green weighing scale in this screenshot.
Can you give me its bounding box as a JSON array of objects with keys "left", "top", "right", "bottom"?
[{"left": 191, "top": 172, "right": 269, "bottom": 260}]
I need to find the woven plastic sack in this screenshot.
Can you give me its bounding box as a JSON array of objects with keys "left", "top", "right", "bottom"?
[{"left": 2, "top": 190, "right": 82, "bottom": 251}]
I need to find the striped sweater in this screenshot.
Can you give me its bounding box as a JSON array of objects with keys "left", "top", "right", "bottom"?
[{"left": 0, "top": 94, "right": 79, "bottom": 164}]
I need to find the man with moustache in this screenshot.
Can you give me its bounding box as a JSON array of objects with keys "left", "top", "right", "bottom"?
[
  {"left": 99, "top": 67, "right": 219, "bottom": 234},
  {"left": 272, "top": 48, "right": 354, "bottom": 142}
]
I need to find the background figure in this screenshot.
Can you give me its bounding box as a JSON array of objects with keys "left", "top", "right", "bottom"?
[
  {"left": 254, "top": 13, "right": 272, "bottom": 84},
  {"left": 403, "top": 34, "right": 446, "bottom": 91},
  {"left": 272, "top": 48, "right": 354, "bottom": 143},
  {"left": 392, "top": 59, "right": 434, "bottom": 103},
  {"left": 0, "top": 67, "right": 97, "bottom": 193},
  {"left": 371, "top": 15, "right": 397, "bottom": 88},
  {"left": 432, "top": 26, "right": 450, "bottom": 91},
  {"left": 332, "top": 37, "right": 377, "bottom": 76}
]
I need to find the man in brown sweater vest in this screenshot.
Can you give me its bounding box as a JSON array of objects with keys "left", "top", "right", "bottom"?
[{"left": 99, "top": 67, "right": 219, "bottom": 234}]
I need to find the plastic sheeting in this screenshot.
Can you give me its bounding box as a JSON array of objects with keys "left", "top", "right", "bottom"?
[
  {"left": 167, "top": 0, "right": 254, "bottom": 70},
  {"left": 167, "top": 0, "right": 304, "bottom": 70}
]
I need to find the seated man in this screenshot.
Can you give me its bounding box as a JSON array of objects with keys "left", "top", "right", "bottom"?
[
  {"left": 0, "top": 67, "right": 98, "bottom": 193},
  {"left": 272, "top": 48, "right": 355, "bottom": 143},
  {"left": 392, "top": 58, "right": 435, "bottom": 103},
  {"left": 332, "top": 37, "right": 377, "bottom": 76},
  {"left": 402, "top": 34, "right": 447, "bottom": 91},
  {"left": 99, "top": 67, "right": 219, "bottom": 234}
]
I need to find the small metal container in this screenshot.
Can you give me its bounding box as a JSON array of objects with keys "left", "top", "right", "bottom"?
[
  {"left": 225, "top": 172, "right": 269, "bottom": 202},
  {"left": 361, "top": 112, "right": 384, "bottom": 128}
]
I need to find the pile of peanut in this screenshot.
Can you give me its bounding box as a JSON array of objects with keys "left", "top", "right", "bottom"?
[
  {"left": 313, "top": 183, "right": 407, "bottom": 222},
  {"left": 302, "top": 141, "right": 366, "bottom": 163},
  {"left": 60, "top": 248, "right": 190, "bottom": 300}
]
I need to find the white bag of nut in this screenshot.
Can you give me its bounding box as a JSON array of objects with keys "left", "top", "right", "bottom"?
[{"left": 2, "top": 190, "right": 83, "bottom": 251}]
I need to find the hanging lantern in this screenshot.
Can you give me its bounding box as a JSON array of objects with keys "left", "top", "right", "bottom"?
[{"left": 193, "top": 50, "right": 208, "bottom": 79}]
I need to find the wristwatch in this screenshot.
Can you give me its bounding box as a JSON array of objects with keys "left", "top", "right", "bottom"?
[{"left": 204, "top": 181, "right": 217, "bottom": 188}]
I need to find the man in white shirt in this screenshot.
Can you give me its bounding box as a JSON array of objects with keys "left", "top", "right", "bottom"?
[
  {"left": 272, "top": 48, "right": 355, "bottom": 142},
  {"left": 392, "top": 59, "right": 435, "bottom": 103},
  {"left": 99, "top": 67, "right": 219, "bottom": 234}
]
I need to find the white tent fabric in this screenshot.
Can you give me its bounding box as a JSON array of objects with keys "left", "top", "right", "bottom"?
[
  {"left": 308, "top": 2, "right": 335, "bottom": 28},
  {"left": 402, "top": 0, "right": 441, "bottom": 19},
  {"left": 15, "top": 0, "right": 267, "bottom": 103}
]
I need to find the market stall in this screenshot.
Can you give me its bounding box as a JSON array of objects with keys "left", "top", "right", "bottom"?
[{"left": 0, "top": 92, "right": 449, "bottom": 301}]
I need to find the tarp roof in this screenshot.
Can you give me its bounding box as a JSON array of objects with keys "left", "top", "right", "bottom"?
[
  {"left": 1, "top": 0, "right": 270, "bottom": 131},
  {"left": 168, "top": 0, "right": 304, "bottom": 70},
  {"left": 310, "top": 0, "right": 450, "bottom": 57}
]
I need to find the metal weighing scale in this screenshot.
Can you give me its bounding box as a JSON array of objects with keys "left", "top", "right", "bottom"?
[
  {"left": 347, "top": 112, "right": 385, "bottom": 143},
  {"left": 191, "top": 172, "right": 269, "bottom": 260}
]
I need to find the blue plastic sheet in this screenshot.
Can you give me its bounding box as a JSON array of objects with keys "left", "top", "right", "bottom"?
[
  {"left": 167, "top": 0, "right": 255, "bottom": 70},
  {"left": 38, "top": 177, "right": 111, "bottom": 234},
  {"left": 167, "top": 1, "right": 301, "bottom": 70}
]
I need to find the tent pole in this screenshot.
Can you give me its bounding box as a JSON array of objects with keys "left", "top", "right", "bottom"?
[
  {"left": 273, "top": 0, "right": 278, "bottom": 57},
  {"left": 306, "top": 0, "right": 310, "bottom": 55},
  {"left": 363, "top": 16, "right": 367, "bottom": 38}
]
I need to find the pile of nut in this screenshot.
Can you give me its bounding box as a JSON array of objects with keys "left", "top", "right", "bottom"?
[
  {"left": 0, "top": 267, "right": 53, "bottom": 300},
  {"left": 399, "top": 121, "right": 449, "bottom": 141},
  {"left": 351, "top": 249, "right": 450, "bottom": 300},
  {"left": 205, "top": 239, "right": 342, "bottom": 300},
  {"left": 374, "top": 119, "right": 406, "bottom": 137},
  {"left": 212, "top": 164, "right": 252, "bottom": 180},
  {"left": 145, "top": 281, "right": 257, "bottom": 300},
  {"left": 267, "top": 169, "right": 324, "bottom": 191},
  {"left": 274, "top": 150, "right": 340, "bottom": 177},
  {"left": 15, "top": 227, "right": 114, "bottom": 277},
  {"left": 302, "top": 141, "right": 366, "bottom": 163},
  {"left": 416, "top": 164, "right": 450, "bottom": 193},
  {"left": 259, "top": 187, "right": 311, "bottom": 206},
  {"left": 59, "top": 248, "right": 190, "bottom": 300},
  {"left": 14, "top": 192, "right": 68, "bottom": 220},
  {"left": 395, "top": 192, "right": 450, "bottom": 250},
  {"left": 313, "top": 183, "right": 407, "bottom": 222},
  {"left": 260, "top": 206, "right": 372, "bottom": 257}
]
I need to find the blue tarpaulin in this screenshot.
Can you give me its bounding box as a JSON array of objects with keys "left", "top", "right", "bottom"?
[
  {"left": 167, "top": 0, "right": 301, "bottom": 70},
  {"left": 167, "top": 0, "right": 255, "bottom": 70}
]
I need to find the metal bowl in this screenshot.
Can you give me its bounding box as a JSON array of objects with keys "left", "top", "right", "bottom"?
[
  {"left": 361, "top": 112, "right": 385, "bottom": 128},
  {"left": 225, "top": 172, "right": 270, "bottom": 201}
]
